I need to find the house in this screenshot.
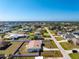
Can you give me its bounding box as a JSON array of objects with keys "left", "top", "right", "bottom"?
[
  {"left": 62, "top": 33, "right": 79, "bottom": 46},
  {"left": 35, "top": 32, "right": 41, "bottom": 35},
  {"left": 22, "top": 26, "right": 32, "bottom": 32},
  {"left": 72, "top": 31, "right": 79, "bottom": 38},
  {"left": 0, "top": 26, "right": 12, "bottom": 34},
  {"left": 27, "top": 40, "right": 42, "bottom": 52},
  {"left": 57, "top": 31, "right": 63, "bottom": 36},
  {"left": 0, "top": 39, "right": 11, "bottom": 50},
  {"left": 34, "top": 32, "right": 44, "bottom": 40},
  {"left": 62, "top": 33, "right": 75, "bottom": 40},
  {"left": 4, "top": 33, "right": 29, "bottom": 40}
]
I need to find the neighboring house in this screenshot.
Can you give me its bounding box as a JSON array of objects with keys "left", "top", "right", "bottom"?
[
  {"left": 0, "top": 30, "right": 4, "bottom": 34},
  {"left": 0, "top": 39, "right": 11, "bottom": 50},
  {"left": 72, "top": 31, "right": 79, "bottom": 38},
  {"left": 35, "top": 32, "right": 41, "bottom": 35},
  {"left": 22, "top": 26, "right": 32, "bottom": 32},
  {"left": 62, "top": 33, "right": 75, "bottom": 40},
  {"left": 34, "top": 32, "right": 44, "bottom": 40},
  {"left": 57, "top": 31, "right": 63, "bottom": 36},
  {"left": 62, "top": 33, "right": 79, "bottom": 46},
  {"left": 27, "top": 40, "right": 42, "bottom": 52},
  {"left": 36, "top": 28, "right": 42, "bottom": 32},
  {"left": 4, "top": 33, "right": 28, "bottom": 40},
  {"left": 0, "top": 27, "right": 11, "bottom": 34}
]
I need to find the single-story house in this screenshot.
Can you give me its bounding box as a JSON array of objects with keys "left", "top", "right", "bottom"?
[
  {"left": 62, "top": 33, "right": 79, "bottom": 45},
  {"left": 35, "top": 32, "right": 41, "bottom": 35},
  {"left": 0, "top": 39, "right": 11, "bottom": 50},
  {"left": 4, "top": 33, "right": 29, "bottom": 40},
  {"left": 27, "top": 40, "right": 42, "bottom": 52},
  {"left": 72, "top": 31, "right": 79, "bottom": 38},
  {"left": 62, "top": 33, "right": 75, "bottom": 40}
]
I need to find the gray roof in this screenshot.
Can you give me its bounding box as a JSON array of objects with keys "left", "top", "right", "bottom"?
[{"left": 64, "top": 33, "right": 75, "bottom": 38}]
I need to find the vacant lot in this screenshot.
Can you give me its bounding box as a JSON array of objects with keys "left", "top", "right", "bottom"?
[
  {"left": 41, "top": 51, "right": 63, "bottom": 57},
  {"left": 69, "top": 53, "right": 79, "bottom": 59},
  {"left": 60, "top": 42, "right": 79, "bottom": 50},
  {"left": 43, "top": 40, "right": 57, "bottom": 48}
]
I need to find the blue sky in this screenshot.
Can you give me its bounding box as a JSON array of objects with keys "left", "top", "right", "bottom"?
[{"left": 0, "top": 0, "right": 79, "bottom": 21}]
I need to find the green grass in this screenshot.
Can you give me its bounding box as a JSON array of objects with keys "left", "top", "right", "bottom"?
[
  {"left": 28, "top": 32, "right": 34, "bottom": 36},
  {"left": 41, "top": 51, "right": 63, "bottom": 57},
  {"left": 28, "top": 36, "right": 34, "bottom": 40},
  {"left": 49, "top": 30, "right": 57, "bottom": 36},
  {"left": 55, "top": 37, "right": 63, "bottom": 41},
  {"left": 28, "top": 32, "right": 35, "bottom": 40},
  {"left": 60, "top": 42, "right": 79, "bottom": 50},
  {"left": 43, "top": 32, "right": 50, "bottom": 38},
  {"left": 69, "top": 53, "right": 79, "bottom": 59}
]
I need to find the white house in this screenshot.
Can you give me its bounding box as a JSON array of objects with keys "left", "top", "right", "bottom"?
[{"left": 4, "top": 33, "right": 29, "bottom": 40}]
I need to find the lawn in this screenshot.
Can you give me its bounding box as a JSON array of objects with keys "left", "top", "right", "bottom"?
[
  {"left": 55, "top": 37, "right": 63, "bottom": 41},
  {"left": 28, "top": 32, "right": 34, "bottom": 36},
  {"left": 69, "top": 53, "right": 79, "bottom": 59},
  {"left": 28, "top": 32, "right": 35, "bottom": 40},
  {"left": 43, "top": 40, "right": 57, "bottom": 48},
  {"left": 0, "top": 42, "right": 23, "bottom": 55},
  {"left": 60, "top": 42, "right": 79, "bottom": 50},
  {"left": 49, "top": 30, "right": 57, "bottom": 36},
  {"left": 42, "top": 32, "right": 50, "bottom": 38},
  {"left": 41, "top": 51, "right": 63, "bottom": 57},
  {"left": 28, "top": 36, "right": 34, "bottom": 40}
]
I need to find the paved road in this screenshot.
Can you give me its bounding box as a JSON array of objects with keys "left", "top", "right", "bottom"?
[{"left": 45, "top": 27, "right": 71, "bottom": 59}]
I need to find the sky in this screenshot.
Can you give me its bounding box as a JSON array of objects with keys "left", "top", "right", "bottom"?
[{"left": 0, "top": 0, "right": 79, "bottom": 21}]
